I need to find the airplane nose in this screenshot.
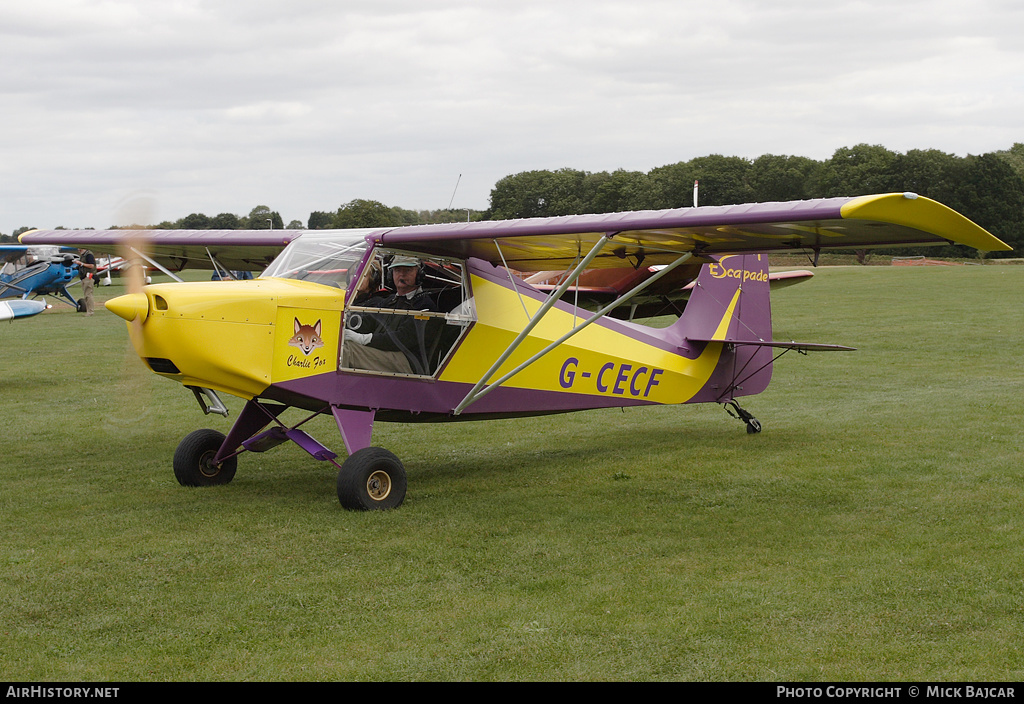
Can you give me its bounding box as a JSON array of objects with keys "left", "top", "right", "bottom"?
[{"left": 105, "top": 292, "right": 149, "bottom": 322}]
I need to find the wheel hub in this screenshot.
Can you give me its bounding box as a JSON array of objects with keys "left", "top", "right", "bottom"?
[
  {"left": 198, "top": 450, "right": 221, "bottom": 478},
  {"left": 366, "top": 470, "right": 392, "bottom": 501}
]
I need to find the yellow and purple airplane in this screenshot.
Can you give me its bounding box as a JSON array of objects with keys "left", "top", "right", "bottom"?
[{"left": 22, "top": 193, "right": 1010, "bottom": 510}]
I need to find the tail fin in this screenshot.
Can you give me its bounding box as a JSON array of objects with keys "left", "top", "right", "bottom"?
[
  {"left": 669, "top": 254, "right": 772, "bottom": 344},
  {"left": 667, "top": 254, "right": 774, "bottom": 402}
]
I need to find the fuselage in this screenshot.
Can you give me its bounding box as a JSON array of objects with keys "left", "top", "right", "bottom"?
[
  {"left": 106, "top": 233, "right": 765, "bottom": 421},
  {"left": 0, "top": 259, "right": 78, "bottom": 301}
]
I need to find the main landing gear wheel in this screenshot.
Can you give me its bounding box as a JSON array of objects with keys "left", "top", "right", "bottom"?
[
  {"left": 173, "top": 429, "right": 238, "bottom": 487},
  {"left": 337, "top": 447, "right": 407, "bottom": 511}
]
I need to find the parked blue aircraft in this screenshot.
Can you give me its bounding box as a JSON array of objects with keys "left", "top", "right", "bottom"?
[{"left": 0, "top": 245, "right": 83, "bottom": 309}]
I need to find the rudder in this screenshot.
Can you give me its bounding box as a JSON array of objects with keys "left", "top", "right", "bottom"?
[{"left": 666, "top": 253, "right": 774, "bottom": 401}]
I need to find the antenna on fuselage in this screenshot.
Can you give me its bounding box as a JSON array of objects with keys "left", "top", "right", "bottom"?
[{"left": 693, "top": 180, "right": 699, "bottom": 208}]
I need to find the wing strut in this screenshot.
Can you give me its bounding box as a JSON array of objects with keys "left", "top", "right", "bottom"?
[
  {"left": 453, "top": 250, "right": 694, "bottom": 415},
  {"left": 453, "top": 234, "right": 614, "bottom": 414},
  {"left": 493, "top": 239, "right": 533, "bottom": 323},
  {"left": 205, "top": 247, "right": 235, "bottom": 280},
  {"left": 129, "top": 247, "right": 185, "bottom": 283}
]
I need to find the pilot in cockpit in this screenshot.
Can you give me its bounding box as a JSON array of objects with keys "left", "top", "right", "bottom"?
[{"left": 342, "top": 256, "right": 438, "bottom": 375}]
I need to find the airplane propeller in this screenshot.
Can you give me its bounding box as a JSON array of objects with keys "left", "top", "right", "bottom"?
[
  {"left": 101, "top": 191, "right": 160, "bottom": 325},
  {"left": 105, "top": 192, "right": 162, "bottom": 434},
  {"left": 113, "top": 192, "right": 157, "bottom": 295}
]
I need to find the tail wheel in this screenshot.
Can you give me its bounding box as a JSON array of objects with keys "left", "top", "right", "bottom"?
[
  {"left": 725, "top": 400, "right": 762, "bottom": 434},
  {"left": 173, "top": 429, "right": 237, "bottom": 487},
  {"left": 337, "top": 447, "right": 407, "bottom": 511}
]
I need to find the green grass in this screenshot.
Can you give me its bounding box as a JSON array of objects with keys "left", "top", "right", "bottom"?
[{"left": 2, "top": 265, "right": 1023, "bottom": 681}]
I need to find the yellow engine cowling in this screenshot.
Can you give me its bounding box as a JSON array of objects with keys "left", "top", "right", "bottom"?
[{"left": 106, "top": 279, "right": 344, "bottom": 399}]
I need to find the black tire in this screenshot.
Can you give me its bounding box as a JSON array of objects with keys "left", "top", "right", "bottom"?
[
  {"left": 173, "top": 429, "right": 237, "bottom": 487},
  {"left": 337, "top": 447, "right": 407, "bottom": 511},
  {"left": 76, "top": 298, "right": 86, "bottom": 313}
]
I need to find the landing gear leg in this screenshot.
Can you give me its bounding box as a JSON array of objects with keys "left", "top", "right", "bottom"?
[{"left": 725, "top": 400, "right": 762, "bottom": 434}]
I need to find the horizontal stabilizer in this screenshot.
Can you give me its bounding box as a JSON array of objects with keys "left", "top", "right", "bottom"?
[{"left": 687, "top": 338, "right": 855, "bottom": 352}]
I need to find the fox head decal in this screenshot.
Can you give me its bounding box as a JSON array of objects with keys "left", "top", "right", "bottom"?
[{"left": 288, "top": 318, "right": 324, "bottom": 356}]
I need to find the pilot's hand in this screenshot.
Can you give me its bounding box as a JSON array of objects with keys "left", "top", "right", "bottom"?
[{"left": 344, "top": 329, "right": 371, "bottom": 345}]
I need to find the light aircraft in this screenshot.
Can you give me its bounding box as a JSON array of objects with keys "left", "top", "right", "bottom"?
[
  {"left": 521, "top": 264, "right": 815, "bottom": 320},
  {"left": 0, "top": 245, "right": 83, "bottom": 309},
  {"left": 95, "top": 255, "right": 139, "bottom": 283},
  {"left": 22, "top": 193, "right": 1011, "bottom": 510}
]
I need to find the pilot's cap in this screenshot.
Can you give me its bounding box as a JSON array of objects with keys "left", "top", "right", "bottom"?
[{"left": 390, "top": 255, "right": 420, "bottom": 268}]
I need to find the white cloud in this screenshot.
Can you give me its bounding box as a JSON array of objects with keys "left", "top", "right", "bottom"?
[{"left": 1, "top": 0, "right": 1022, "bottom": 232}]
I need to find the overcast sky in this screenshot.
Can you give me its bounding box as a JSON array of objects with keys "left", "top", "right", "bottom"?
[{"left": 1, "top": 0, "right": 1021, "bottom": 234}]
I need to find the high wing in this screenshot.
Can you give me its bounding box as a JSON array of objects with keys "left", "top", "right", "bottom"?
[
  {"left": 18, "top": 230, "right": 300, "bottom": 272},
  {"left": 1, "top": 244, "right": 78, "bottom": 266},
  {"left": 20, "top": 193, "right": 1010, "bottom": 275},
  {"left": 370, "top": 193, "right": 1011, "bottom": 271},
  {"left": 0, "top": 245, "right": 30, "bottom": 266}
]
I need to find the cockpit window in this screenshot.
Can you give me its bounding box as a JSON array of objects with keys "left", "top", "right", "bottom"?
[
  {"left": 260, "top": 230, "right": 373, "bottom": 289},
  {"left": 341, "top": 249, "right": 475, "bottom": 378}
]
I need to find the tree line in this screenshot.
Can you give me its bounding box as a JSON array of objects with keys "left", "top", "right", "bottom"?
[
  {"left": 6, "top": 143, "right": 1022, "bottom": 256},
  {"left": 485, "top": 144, "right": 1024, "bottom": 257},
  {"left": 3, "top": 203, "right": 480, "bottom": 241}
]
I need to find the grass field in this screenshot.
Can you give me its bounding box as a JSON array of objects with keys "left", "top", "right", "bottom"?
[{"left": 2, "top": 264, "right": 1023, "bottom": 681}]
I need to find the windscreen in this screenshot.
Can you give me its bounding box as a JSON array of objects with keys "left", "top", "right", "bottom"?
[{"left": 260, "top": 230, "right": 373, "bottom": 289}]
